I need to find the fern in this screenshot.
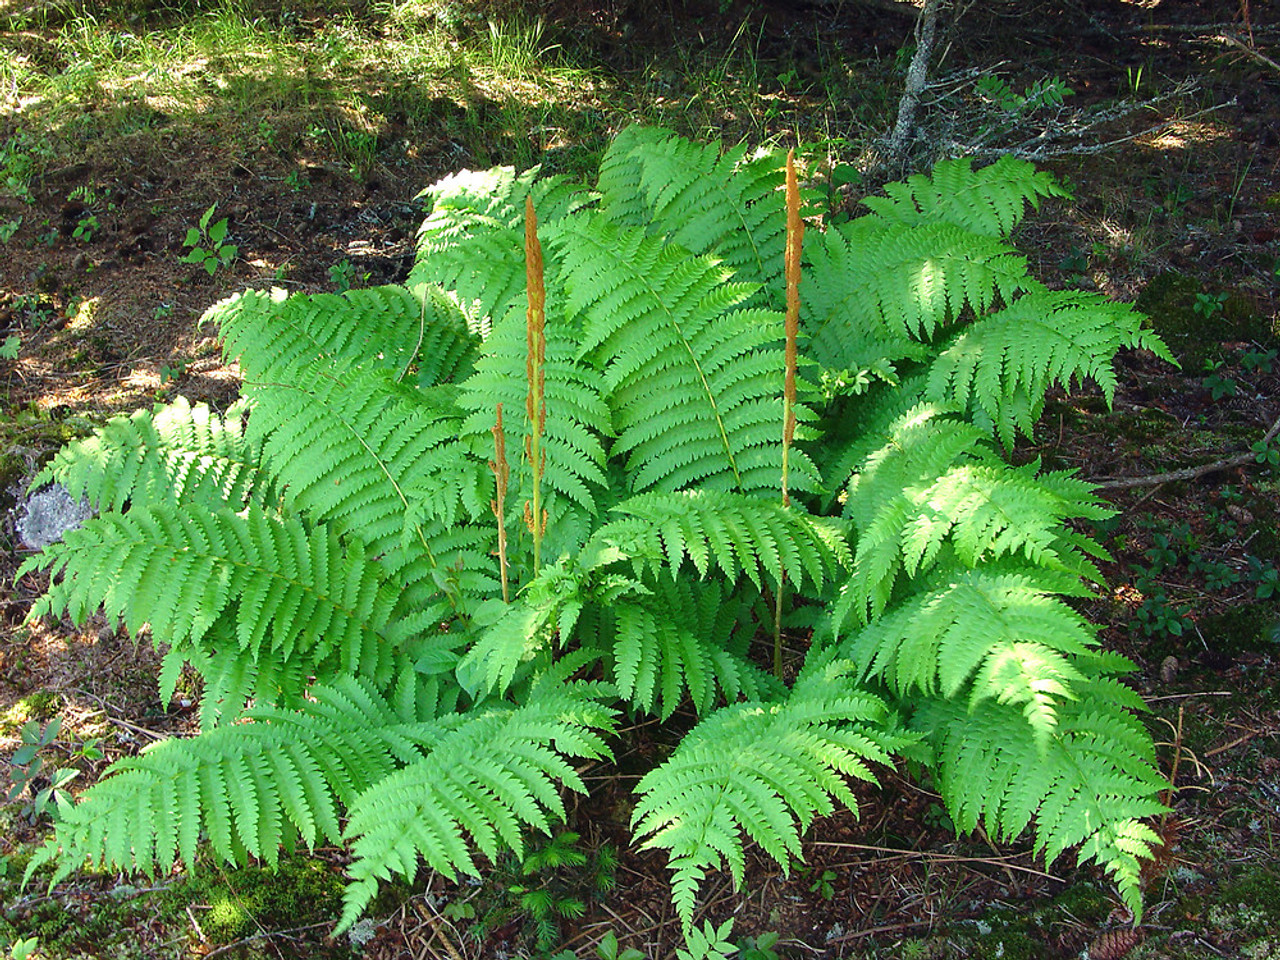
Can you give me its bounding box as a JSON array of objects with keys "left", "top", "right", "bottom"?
[
  {"left": 553, "top": 216, "right": 819, "bottom": 495},
  {"left": 631, "top": 658, "right": 908, "bottom": 927},
  {"left": 211, "top": 284, "right": 477, "bottom": 387},
  {"left": 33, "top": 395, "right": 269, "bottom": 514},
  {"left": 861, "top": 154, "right": 1068, "bottom": 237},
  {"left": 926, "top": 285, "right": 1173, "bottom": 446},
  {"left": 21, "top": 504, "right": 397, "bottom": 684},
  {"left": 20, "top": 129, "right": 1171, "bottom": 939},
  {"left": 916, "top": 674, "right": 1168, "bottom": 917}
]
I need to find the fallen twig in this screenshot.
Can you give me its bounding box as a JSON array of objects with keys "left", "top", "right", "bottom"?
[
  {"left": 1219, "top": 33, "right": 1280, "bottom": 74},
  {"left": 1093, "top": 413, "right": 1280, "bottom": 491}
]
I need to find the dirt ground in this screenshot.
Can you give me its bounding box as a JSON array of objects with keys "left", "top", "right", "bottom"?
[{"left": 1, "top": 1, "right": 1279, "bottom": 958}]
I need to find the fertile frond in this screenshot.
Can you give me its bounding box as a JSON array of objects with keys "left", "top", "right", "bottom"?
[
  {"left": 803, "top": 218, "right": 1030, "bottom": 369},
  {"left": 840, "top": 566, "right": 1099, "bottom": 746},
  {"left": 411, "top": 165, "right": 589, "bottom": 328},
  {"left": 33, "top": 396, "right": 269, "bottom": 514},
  {"left": 632, "top": 662, "right": 902, "bottom": 928},
  {"left": 552, "top": 217, "right": 817, "bottom": 495},
  {"left": 597, "top": 126, "right": 801, "bottom": 304},
  {"left": 926, "top": 286, "right": 1173, "bottom": 446},
  {"left": 917, "top": 678, "right": 1168, "bottom": 918},
  {"left": 21, "top": 504, "right": 395, "bottom": 683},
  {"left": 457, "top": 302, "right": 609, "bottom": 517},
  {"left": 861, "top": 155, "right": 1068, "bottom": 238},
  {"left": 587, "top": 490, "right": 850, "bottom": 594},
  {"left": 27, "top": 677, "right": 433, "bottom": 884},
  {"left": 211, "top": 284, "right": 474, "bottom": 385},
  {"left": 339, "top": 681, "right": 616, "bottom": 929}
]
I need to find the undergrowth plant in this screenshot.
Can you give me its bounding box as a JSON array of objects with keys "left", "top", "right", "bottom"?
[{"left": 20, "top": 127, "right": 1172, "bottom": 937}]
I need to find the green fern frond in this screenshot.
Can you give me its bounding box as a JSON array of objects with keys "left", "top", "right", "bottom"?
[
  {"left": 21, "top": 504, "right": 395, "bottom": 681},
  {"left": 632, "top": 661, "right": 902, "bottom": 929},
  {"left": 339, "top": 681, "right": 617, "bottom": 930},
  {"left": 917, "top": 678, "right": 1168, "bottom": 919},
  {"left": 804, "top": 219, "right": 1030, "bottom": 369},
  {"left": 861, "top": 155, "right": 1068, "bottom": 238},
  {"left": 597, "top": 126, "right": 802, "bottom": 304},
  {"left": 211, "top": 284, "right": 472, "bottom": 385},
  {"left": 411, "top": 165, "right": 588, "bottom": 328},
  {"left": 587, "top": 490, "right": 850, "bottom": 593},
  {"left": 840, "top": 566, "right": 1099, "bottom": 744},
  {"left": 457, "top": 302, "right": 610, "bottom": 515},
  {"left": 26, "top": 677, "right": 428, "bottom": 885},
  {"left": 246, "top": 368, "right": 488, "bottom": 559},
  {"left": 926, "top": 286, "right": 1173, "bottom": 446},
  {"left": 552, "top": 217, "right": 817, "bottom": 495},
  {"left": 33, "top": 396, "right": 269, "bottom": 514},
  {"left": 580, "top": 575, "right": 780, "bottom": 718}
]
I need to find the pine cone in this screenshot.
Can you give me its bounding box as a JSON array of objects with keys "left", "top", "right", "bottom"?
[{"left": 1089, "top": 928, "right": 1142, "bottom": 960}]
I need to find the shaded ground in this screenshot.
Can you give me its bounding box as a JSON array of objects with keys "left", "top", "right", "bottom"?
[{"left": 1, "top": 0, "right": 1279, "bottom": 957}]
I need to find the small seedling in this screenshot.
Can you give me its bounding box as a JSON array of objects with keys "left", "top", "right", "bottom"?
[
  {"left": 1133, "top": 592, "right": 1192, "bottom": 638},
  {"left": 1241, "top": 348, "right": 1277, "bottom": 375},
  {"left": 72, "top": 213, "right": 100, "bottom": 243},
  {"left": 806, "top": 867, "right": 837, "bottom": 900},
  {"left": 159, "top": 361, "right": 188, "bottom": 386},
  {"left": 9, "top": 938, "right": 40, "bottom": 960},
  {"left": 595, "top": 930, "right": 646, "bottom": 960},
  {"left": 328, "top": 258, "right": 365, "bottom": 293},
  {"left": 1248, "top": 556, "right": 1279, "bottom": 599},
  {"left": 182, "top": 203, "right": 238, "bottom": 276},
  {"left": 676, "top": 918, "right": 737, "bottom": 960},
  {"left": 738, "top": 932, "right": 781, "bottom": 960},
  {"left": 0, "top": 335, "right": 18, "bottom": 360},
  {"left": 0, "top": 216, "right": 21, "bottom": 243},
  {"left": 6, "top": 718, "right": 78, "bottom": 822},
  {"left": 1192, "top": 291, "right": 1228, "bottom": 319},
  {"left": 1201, "top": 360, "right": 1238, "bottom": 400},
  {"left": 1252, "top": 439, "right": 1280, "bottom": 469}
]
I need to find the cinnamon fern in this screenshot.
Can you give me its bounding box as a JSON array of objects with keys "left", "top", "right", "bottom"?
[{"left": 19, "top": 128, "right": 1171, "bottom": 942}]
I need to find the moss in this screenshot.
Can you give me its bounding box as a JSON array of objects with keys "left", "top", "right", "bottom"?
[
  {"left": 1136, "top": 272, "right": 1276, "bottom": 368},
  {"left": 173, "top": 854, "right": 350, "bottom": 951},
  {"left": 1198, "top": 604, "right": 1280, "bottom": 658},
  {"left": 1221, "top": 866, "right": 1280, "bottom": 925},
  {"left": 0, "top": 691, "right": 63, "bottom": 734}
]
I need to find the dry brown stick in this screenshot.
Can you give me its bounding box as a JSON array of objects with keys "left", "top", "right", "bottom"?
[
  {"left": 807, "top": 841, "right": 1060, "bottom": 880},
  {"left": 1220, "top": 33, "right": 1280, "bottom": 73},
  {"left": 826, "top": 919, "right": 937, "bottom": 944},
  {"left": 414, "top": 900, "right": 467, "bottom": 960},
  {"left": 1093, "top": 413, "right": 1280, "bottom": 491}
]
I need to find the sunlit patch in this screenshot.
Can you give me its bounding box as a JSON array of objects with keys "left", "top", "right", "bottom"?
[
  {"left": 1143, "top": 119, "right": 1232, "bottom": 151},
  {"left": 66, "top": 296, "right": 100, "bottom": 332}
]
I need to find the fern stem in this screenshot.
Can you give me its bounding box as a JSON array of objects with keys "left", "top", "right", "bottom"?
[
  {"left": 524, "top": 196, "right": 548, "bottom": 574},
  {"left": 781, "top": 149, "right": 803, "bottom": 510},
  {"left": 775, "top": 150, "right": 804, "bottom": 679},
  {"left": 490, "top": 403, "right": 511, "bottom": 604}
]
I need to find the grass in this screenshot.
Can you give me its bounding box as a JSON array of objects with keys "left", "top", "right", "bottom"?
[{"left": 0, "top": 0, "right": 893, "bottom": 192}]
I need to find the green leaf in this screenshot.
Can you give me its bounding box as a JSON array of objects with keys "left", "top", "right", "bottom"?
[{"left": 209, "top": 218, "right": 229, "bottom": 245}]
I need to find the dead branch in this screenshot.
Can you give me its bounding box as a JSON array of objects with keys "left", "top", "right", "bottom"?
[{"left": 1093, "top": 413, "right": 1280, "bottom": 491}]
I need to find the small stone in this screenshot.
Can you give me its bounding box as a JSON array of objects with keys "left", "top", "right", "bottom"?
[
  {"left": 14, "top": 484, "right": 94, "bottom": 549},
  {"left": 1160, "top": 655, "right": 1179, "bottom": 684}
]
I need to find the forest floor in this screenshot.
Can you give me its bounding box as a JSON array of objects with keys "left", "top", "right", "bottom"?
[{"left": 1, "top": 0, "right": 1279, "bottom": 958}]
